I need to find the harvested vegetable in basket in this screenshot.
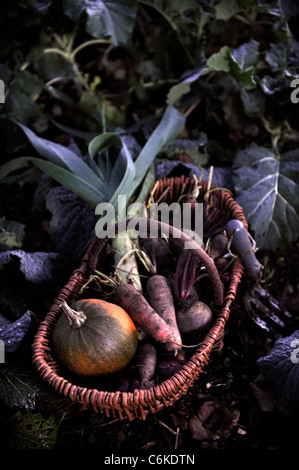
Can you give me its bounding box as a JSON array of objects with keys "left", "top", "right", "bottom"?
[
  {"left": 137, "top": 341, "right": 158, "bottom": 388},
  {"left": 31, "top": 176, "right": 247, "bottom": 420},
  {"left": 53, "top": 299, "right": 138, "bottom": 377},
  {"left": 146, "top": 274, "right": 182, "bottom": 352},
  {"left": 176, "top": 300, "right": 213, "bottom": 343},
  {"left": 114, "top": 283, "right": 182, "bottom": 355}
]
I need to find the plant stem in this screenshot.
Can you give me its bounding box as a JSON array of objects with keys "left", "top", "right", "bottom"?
[
  {"left": 60, "top": 301, "right": 86, "bottom": 328},
  {"left": 112, "top": 168, "right": 155, "bottom": 290},
  {"left": 71, "top": 39, "right": 112, "bottom": 60}
]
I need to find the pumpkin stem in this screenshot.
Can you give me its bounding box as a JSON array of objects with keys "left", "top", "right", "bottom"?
[{"left": 61, "top": 301, "right": 87, "bottom": 328}]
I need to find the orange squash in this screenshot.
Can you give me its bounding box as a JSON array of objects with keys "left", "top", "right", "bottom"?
[{"left": 52, "top": 298, "right": 138, "bottom": 377}]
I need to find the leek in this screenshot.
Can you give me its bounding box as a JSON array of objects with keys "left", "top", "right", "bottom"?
[{"left": 0, "top": 106, "right": 185, "bottom": 286}]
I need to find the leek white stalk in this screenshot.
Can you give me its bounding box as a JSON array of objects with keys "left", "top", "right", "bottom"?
[{"left": 112, "top": 169, "right": 155, "bottom": 290}]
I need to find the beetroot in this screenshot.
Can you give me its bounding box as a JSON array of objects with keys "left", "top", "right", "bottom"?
[
  {"left": 156, "top": 357, "right": 182, "bottom": 380},
  {"left": 176, "top": 301, "right": 213, "bottom": 343}
]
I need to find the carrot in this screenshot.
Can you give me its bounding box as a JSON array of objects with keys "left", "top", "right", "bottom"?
[
  {"left": 114, "top": 283, "right": 181, "bottom": 354},
  {"left": 146, "top": 274, "right": 182, "bottom": 351},
  {"left": 137, "top": 341, "right": 157, "bottom": 388}
]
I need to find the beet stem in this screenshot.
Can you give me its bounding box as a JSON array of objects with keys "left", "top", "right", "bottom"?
[
  {"left": 183, "top": 255, "right": 197, "bottom": 300},
  {"left": 181, "top": 252, "right": 191, "bottom": 301}
]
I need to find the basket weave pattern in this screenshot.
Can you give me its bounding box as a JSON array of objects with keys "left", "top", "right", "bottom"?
[{"left": 32, "top": 177, "right": 246, "bottom": 421}]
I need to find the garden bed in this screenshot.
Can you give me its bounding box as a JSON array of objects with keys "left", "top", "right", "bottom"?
[{"left": 0, "top": 0, "right": 299, "bottom": 451}]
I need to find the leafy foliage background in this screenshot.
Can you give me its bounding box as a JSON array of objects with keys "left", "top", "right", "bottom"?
[{"left": 0, "top": 0, "right": 299, "bottom": 450}]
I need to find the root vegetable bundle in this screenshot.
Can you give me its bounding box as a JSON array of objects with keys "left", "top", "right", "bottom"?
[{"left": 31, "top": 175, "right": 249, "bottom": 419}]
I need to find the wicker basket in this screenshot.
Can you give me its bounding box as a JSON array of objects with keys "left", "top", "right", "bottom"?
[{"left": 32, "top": 176, "right": 246, "bottom": 421}]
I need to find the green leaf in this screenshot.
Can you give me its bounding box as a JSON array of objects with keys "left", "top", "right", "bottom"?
[
  {"left": 109, "top": 152, "right": 135, "bottom": 214},
  {"left": 0, "top": 360, "right": 41, "bottom": 410},
  {"left": 32, "top": 159, "right": 108, "bottom": 208},
  {"left": 259, "top": 75, "right": 282, "bottom": 95},
  {"left": 88, "top": 132, "right": 122, "bottom": 181},
  {"left": 5, "top": 90, "right": 39, "bottom": 124},
  {"left": 37, "top": 49, "right": 75, "bottom": 82},
  {"left": 167, "top": 81, "right": 192, "bottom": 106},
  {"left": 91, "top": 106, "right": 184, "bottom": 218},
  {"left": 0, "top": 218, "right": 25, "bottom": 250},
  {"left": 8, "top": 411, "right": 58, "bottom": 449},
  {"left": 45, "top": 185, "right": 97, "bottom": 265},
  {"left": 0, "top": 157, "right": 105, "bottom": 208},
  {"left": 231, "top": 39, "right": 260, "bottom": 70},
  {"left": 110, "top": 161, "right": 135, "bottom": 205},
  {"left": 215, "top": 0, "right": 241, "bottom": 20},
  {"left": 0, "top": 311, "right": 32, "bottom": 352},
  {"left": 94, "top": 106, "right": 185, "bottom": 226},
  {"left": 2, "top": 106, "right": 184, "bottom": 221},
  {"left": 88, "top": 132, "right": 123, "bottom": 160},
  {"left": 207, "top": 40, "right": 259, "bottom": 89},
  {"left": 166, "top": 65, "right": 208, "bottom": 106},
  {"left": 3, "top": 70, "right": 45, "bottom": 124},
  {"left": 232, "top": 144, "right": 299, "bottom": 250},
  {"left": 240, "top": 88, "right": 266, "bottom": 117},
  {"left": 133, "top": 105, "right": 185, "bottom": 190},
  {"left": 16, "top": 122, "right": 108, "bottom": 195},
  {"left": 63, "top": 0, "right": 137, "bottom": 45},
  {"left": 88, "top": 132, "right": 136, "bottom": 203},
  {"left": 91, "top": 105, "right": 185, "bottom": 218},
  {"left": 0, "top": 250, "right": 58, "bottom": 284},
  {"left": 207, "top": 45, "right": 231, "bottom": 72},
  {"left": 257, "top": 330, "right": 299, "bottom": 406},
  {"left": 12, "top": 70, "right": 44, "bottom": 96},
  {"left": 51, "top": 119, "right": 98, "bottom": 142},
  {"left": 265, "top": 41, "right": 288, "bottom": 72},
  {"left": 233, "top": 65, "right": 256, "bottom": 89}
]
